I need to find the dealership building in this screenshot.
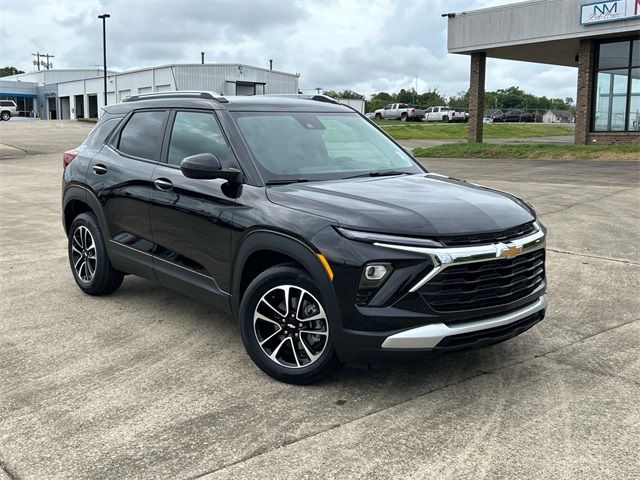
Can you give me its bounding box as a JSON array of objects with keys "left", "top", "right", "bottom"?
[
  {"left": 447, "top": 0, "right": 640, "bottom": 144},
  {"left": 0, "top": 63, "right": 300, "bottom": 120}
]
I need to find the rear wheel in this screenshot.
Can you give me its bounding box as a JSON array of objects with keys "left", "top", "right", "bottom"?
[
  {"left": 374, "top": 113, "right": 381, "bottom": 120},
  {"left": 68, "top": 212, "right": 124, "bottom": 295},
  {"left": 240, "top": 266, "right": 339, "bottom": 384},
  {"left": 442, "top": 115, "right": 449, "bottom": 123},
  {"left": 400, "top": 113, "right": 407, "bottom": 122},
  {"left": 0, "top": 111, "right": 10, "bottom": 121}
]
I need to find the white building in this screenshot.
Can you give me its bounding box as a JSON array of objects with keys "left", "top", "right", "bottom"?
[
  {"left": 542, "top": 109, "right": 575, "bottom": 124},
  {"left": 0, "top": 64, "right": 300, "bottom": 119}
]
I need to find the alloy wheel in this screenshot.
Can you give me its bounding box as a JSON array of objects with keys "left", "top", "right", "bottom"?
[
  {"left": 71, "top": 225, "right": 97, "bottom": 283},
  {"left": 253, "top": 285, "right": 329, "bottom": 369}
]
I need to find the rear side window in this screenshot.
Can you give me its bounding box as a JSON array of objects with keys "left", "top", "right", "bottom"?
[
  {"left": 118, "top": 110, "right": 166, "bottom": 160},
  {"left": 0, "top": 100, "right": 15, "bottom": 107},
  {"left": 167, "top": 111, "right": 232, "bottom": 166}
]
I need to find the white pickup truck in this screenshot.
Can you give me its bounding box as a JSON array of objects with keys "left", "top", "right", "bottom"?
[
  {"left": 373, "top": 103, "right": 425, "bottom": 122},
  {"left": 423, "top": 106, "right": 468, "bottom": 123}
]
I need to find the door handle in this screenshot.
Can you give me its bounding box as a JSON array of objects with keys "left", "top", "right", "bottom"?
[
  {"left": 154, "top": 178, "right": 173, "bottom": 191},
  {"left": 92, "top": 164, "right": 107, "bottom": 175}
]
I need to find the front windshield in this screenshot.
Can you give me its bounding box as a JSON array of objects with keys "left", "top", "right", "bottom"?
[{"left": 231, "top": 112, "right": 422, "bottom": 183}]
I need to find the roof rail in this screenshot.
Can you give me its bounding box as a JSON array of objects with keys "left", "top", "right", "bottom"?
[
  {"left": 262, "top": 94, "right": 339, "bottom": 105},
  {"left": 121, "top": 91, "right": 228, "bottom": 103}
]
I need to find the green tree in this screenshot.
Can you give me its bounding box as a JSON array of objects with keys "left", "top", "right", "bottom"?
[
  {"left": 323, "top": 89, "right": 365, "bottom": 100},
  {"left": 366, "top": 92, "right": 395, "bottom": 113},
  {"left": 0, "top": 66, "right": 25, "bottom": 77},
  {"left": 448, "top": 90, "right": 469, "bottom": 109},
  {"left": 416, "top": 88, "right": 446, "bottom": 107}
]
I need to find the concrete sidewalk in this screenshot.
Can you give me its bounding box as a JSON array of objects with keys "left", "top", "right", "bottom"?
[{"left": 0, "top": 121, "right": 638, "bottom": 479}]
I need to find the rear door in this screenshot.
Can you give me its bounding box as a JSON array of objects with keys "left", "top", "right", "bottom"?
[
  {"left": 87, "top": 108, "right": 169, "bottom": 279},
  {"left": 149, "top": 109, "right": 238, "bottom": 310}
]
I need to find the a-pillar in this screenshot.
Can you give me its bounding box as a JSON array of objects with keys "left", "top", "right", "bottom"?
[{"left": 468, "top": 52, "right": 486, "bottom": 143}]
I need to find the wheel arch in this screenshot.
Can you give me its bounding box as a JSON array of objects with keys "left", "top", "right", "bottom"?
[
  {"left": 231, "top": 230, "right": 338, "bottom": 322},
  {"left": 63, "top": 186, "right": 110, "bottom": 240}
]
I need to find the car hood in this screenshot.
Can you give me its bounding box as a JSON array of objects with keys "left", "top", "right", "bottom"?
[{"left": 266, "top": 174, "right": 535, "bottom": 237}]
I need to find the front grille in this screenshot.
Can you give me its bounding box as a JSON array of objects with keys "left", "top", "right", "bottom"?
[
  {"left": 439, "top": 222, "right": 536, "bottom": 247},
  {"left": 419, "top": 249, "right": 545, "bottom": 312}
]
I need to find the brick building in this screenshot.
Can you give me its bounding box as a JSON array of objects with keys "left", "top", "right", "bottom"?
[{"left": 446, "top": 0, "right": 639, "bottom": 145}]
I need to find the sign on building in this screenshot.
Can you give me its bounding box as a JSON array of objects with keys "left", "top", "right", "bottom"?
[{"left": 581, "top": 0, "right": 640, "bottom": 25}]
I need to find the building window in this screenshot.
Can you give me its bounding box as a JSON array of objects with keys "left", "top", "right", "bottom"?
[{"left": 593, "top": 37, "right": 640, "bottom": 132}]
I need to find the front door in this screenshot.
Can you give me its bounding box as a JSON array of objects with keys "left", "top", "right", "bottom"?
[
  {"left": 87, "top": 109, "right": 169, "bottom": 279},
  {"left": 150, "top": 110, "right": 238, "bottom": 311}
]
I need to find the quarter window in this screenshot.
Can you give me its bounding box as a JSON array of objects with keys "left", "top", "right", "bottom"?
[
  {"left": 118, "top": 110, "right": 166, "bottom": 160},
  {"left": 167, "top": 111, "right": 232, "bottom": 166}
]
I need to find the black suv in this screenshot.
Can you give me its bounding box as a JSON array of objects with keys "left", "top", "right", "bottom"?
[
  {"left": 62, "top": 92, "right": 547, "bottom": 384},
  {"left": 493, "top": 109, "right": 536, "bottom": 123}
]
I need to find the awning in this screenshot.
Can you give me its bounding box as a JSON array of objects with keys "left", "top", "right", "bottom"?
[{"left": 0, "top": 92, "right": 38, "bottom": 98}]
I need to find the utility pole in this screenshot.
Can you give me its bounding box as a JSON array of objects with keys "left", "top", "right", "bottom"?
[
  {"left": 98, "top": 13, "right": 110, "bottom": 106},
  {"left": 269, "top": 59, "right": 273, "bottom": 70},
  {"left": 201, "top": 52, "right": 205, "bottom": 64},
  {"left": 44, "top": 54, "right": 54, "bottom": 69},
  {"left": 32, "top": 52, "right": 41, "bottom": 71}
]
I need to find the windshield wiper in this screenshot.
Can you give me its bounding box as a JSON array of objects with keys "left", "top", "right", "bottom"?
[
  {"left": 265, "top": 178, "right": 309, "bottom": 186},
  {"left": 343, "top": 170, "right": 409, "bottom": 180}
]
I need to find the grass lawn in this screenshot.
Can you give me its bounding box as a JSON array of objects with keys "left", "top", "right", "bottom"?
[
  {"left": 412, "top": 143, "right": 640, "bottom": 161},
  {"left": 375, "top": 121, "right": 574, "bottom": 140}
]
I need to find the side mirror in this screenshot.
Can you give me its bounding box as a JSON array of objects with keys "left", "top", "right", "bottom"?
[{"left": 180, "top": 153, "right": 243, "bottom": 181}]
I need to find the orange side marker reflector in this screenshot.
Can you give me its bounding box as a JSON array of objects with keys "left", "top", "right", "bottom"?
[{"left": 316, "top": 253, "right": 334, "bottom": 281}]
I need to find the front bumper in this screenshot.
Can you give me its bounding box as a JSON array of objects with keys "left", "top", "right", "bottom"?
[
  {"left": 381, "top": 294, "right": 547, "bottom": 349},
  {"left": 334, "top": 295, "right": 547, "bottom": 364}
]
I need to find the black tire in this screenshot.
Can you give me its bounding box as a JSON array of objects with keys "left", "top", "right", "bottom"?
[
  {"left": 0, "top": 111, "right": 10, "bottom": 121},
  {"left": 240, "top": 265, "right": 339, "bottom": 384},
  {"left": 442, "top": 115, "right": 449, "bottom": 123},
  {"left": 400, "top": 113, "right": 407, "bottom": 122},
  {"left": 374, "top": 113, "right": 381, "bottom": 120},
  {"left": 68, "top": 212, "right": 124, "bottom": 295}
]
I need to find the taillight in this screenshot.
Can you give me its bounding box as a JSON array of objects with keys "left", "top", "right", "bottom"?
[
  {"left": 410, "top": 108, "right": 415, "bottom": 114},
  {"left": 63, "top": 150, "right": 79, "bottom": 168}
]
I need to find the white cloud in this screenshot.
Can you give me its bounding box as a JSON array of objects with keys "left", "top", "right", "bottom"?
[{"left": 0, "top": 0, "right": 577, "bottom": 100}]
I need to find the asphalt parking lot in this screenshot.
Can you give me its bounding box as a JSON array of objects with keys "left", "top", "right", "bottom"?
[{"left": 1, "top": 120, "right": 638, "bottom": 480}]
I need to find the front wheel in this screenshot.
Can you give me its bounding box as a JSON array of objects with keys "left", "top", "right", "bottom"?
[
  {"left": 68, "top": 212, "right": 124, "bottom": 295},
  {"left": 240, "top": 266, "right": 339, "bottom": 384}
]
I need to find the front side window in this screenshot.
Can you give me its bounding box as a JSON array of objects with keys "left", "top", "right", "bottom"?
[
  {"left": 167, "top": 111, "right": 232, "bottom": 166},
  {"left": 118, "top": 110, "right": 166, "bottom": 160},
  {"left": 232, "top": 112, "right": 421, "bottom": 183},
  {"left": 593, "top": 37, "right": 640, "bottom": 132}
]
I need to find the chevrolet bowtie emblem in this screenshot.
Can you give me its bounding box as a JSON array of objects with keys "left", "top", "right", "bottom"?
[{"left": 499, "top": 244, "right": 522, "bottom": 259}]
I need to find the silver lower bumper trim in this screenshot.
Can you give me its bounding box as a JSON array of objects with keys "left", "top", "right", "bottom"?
[{"left": 381, "top": 294, "right": 548, "bottom": 349}]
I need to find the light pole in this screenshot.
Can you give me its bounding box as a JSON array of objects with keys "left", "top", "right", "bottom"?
[{"left": 98, "top": 13, "right": 110, "bottom": 107}]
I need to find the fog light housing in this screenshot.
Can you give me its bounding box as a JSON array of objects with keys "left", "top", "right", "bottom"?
[
  {"left": 359, "top": 263, "right": 392, "bottom": 290},
  {"left": 365, "top": 264, "right": 389, "bottom": 280}
]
